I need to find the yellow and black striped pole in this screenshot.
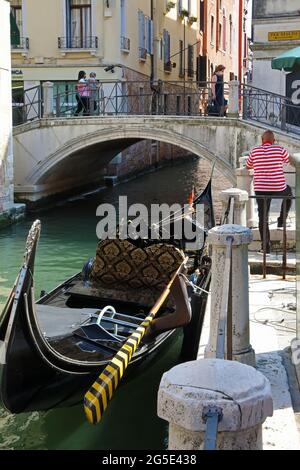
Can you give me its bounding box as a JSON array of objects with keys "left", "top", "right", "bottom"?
[{"left": 84, "top": 263, "right": 184, "bottom": 425}]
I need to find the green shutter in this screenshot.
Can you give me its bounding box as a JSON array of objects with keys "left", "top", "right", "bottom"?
[{"left": 10, "top": 12, "right": 20, "bottom": 46}]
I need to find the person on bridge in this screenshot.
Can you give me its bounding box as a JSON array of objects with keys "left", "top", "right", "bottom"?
[
  {"left": 246, "top": 130, "right": 293, "bottom": 254},
  {"left": 74, "top": 70, "right": 90, "bottom": 116},
  {"left": 211, "top": 65, "right": 228, "bottom": 117}
]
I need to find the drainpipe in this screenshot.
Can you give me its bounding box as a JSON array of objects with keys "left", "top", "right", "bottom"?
[
  {"left": 238, "top": 0, "right": 243, "bottom": 84},
  {"left": 150, "top": 0, "right": 158, "bottom": 85}
]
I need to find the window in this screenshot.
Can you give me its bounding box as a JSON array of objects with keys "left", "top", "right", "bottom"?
[
  {"left": 10, "top": 0, "right": 22, "bottom": 46},
  {"left": 200, "top": 0, "right": 205, "bottom": 33},
  {"left": 187, "top": 0, "right": 191, "bottom": 15},
  {"left": 146, "top": 17, "right": 153, "bottom": 54},
  {"left": 187, "top": 44, "right": 194, "bottom": 78},
  {"left": 121, "top": 0, "right": 126, "bottom": 39},
  {"left": 163, "top": 94, "right": 168, "bottom": 115},
  {"left": 138, "top": 10, "right": 146, "bottom": 59},
  {"left": 66, "top": 0, "right": 92, "bottom": 48},
  {"left": 218, "top": 23, "right": 222, "bottom": 49},
  {"left": 222, "top": 9, "right": 226, "bottom": 51},
  {"left": 163, "top": 30, "right": 171, "bottom": 71},
  {"left": 210, "top": 16, "right": 214, "bottom": 44},
  {"left": 187, "top": 96, "right": 192, "bottom": 115},
  {"left": 176, "top": 95, "right": 181, "bottom": 115},
  {"left": 178, "top": 0, "right": 182, "bottom": 16},
  {"left": 179, "top": 40, "right": 184, "bottom": 77}
]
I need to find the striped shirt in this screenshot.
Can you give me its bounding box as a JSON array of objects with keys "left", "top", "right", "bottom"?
[{"left": 246, "top": 143, "right": 289, "bottom": 192}]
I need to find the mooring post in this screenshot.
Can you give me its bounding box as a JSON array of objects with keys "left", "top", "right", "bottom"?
[
  {"left": 236, "top": 154, "right": 256, "bottom": 228},
  {"left": 205, "top": 224, "right": 256, "bottom": 366},
  {"left": 220, "top": 188, "right": 248, "bottom": 226},
  {"left": 227, "top": 80, "right": 240, "bottom": 118},
  {"left": 158, "top": 359, "right": 273, "bottom": 450}
]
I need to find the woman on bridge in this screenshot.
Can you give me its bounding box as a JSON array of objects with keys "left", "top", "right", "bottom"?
[
  {"left": 211, "top": 65, "right": 228, "bottom": 117},
  {"left": 74, "top": 71, "right": 90, "bottom": 117}
]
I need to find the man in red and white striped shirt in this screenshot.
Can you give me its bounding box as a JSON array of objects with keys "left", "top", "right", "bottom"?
[{"left": 246, "top": 131, "right": 292, "bottom": 253}]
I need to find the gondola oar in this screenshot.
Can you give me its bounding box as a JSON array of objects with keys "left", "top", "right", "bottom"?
[{"left": 83, "top": 261, "right": 185, "bottom": 425}]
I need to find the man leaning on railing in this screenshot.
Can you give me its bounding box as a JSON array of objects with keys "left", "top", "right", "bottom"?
[{"left": 246, "top": 130, "right": 293, "bottom": 254}]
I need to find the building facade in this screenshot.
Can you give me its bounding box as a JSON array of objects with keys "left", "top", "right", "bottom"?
[
  {"left": 251, "top": 0, "right": 300, "bottom": 96},
  {"left": 10, "top": 0, "right": 247, "bottom": 91},
  {"left": 9, "top": 0, "right": 248, "bottom": 200}
]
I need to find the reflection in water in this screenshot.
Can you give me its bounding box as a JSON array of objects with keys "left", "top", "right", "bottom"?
[{"left": 0, "top": 158, "right": 230, "bottom": 449}]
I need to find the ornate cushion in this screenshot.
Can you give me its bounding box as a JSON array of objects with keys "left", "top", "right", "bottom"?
[{"left": 88, "top": 239, "right": 185, "bottom": 306}]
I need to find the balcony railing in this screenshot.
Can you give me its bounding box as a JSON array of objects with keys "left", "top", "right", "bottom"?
[
  {"left": 121, "top": 36, "right": 130, "bottom": 52},
  {"left": 11, "top": 37, "right": 29, "bottom": 50},
  {"left": 139, "top": 47, "right": 147, "bottom": 61},
  {"left": 58, "top": 36, "right": 99, "bottom": 49}
]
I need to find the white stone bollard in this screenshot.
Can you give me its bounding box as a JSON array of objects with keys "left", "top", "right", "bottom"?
[
  {"left": 205, "top": 224, "right": 256, "bottom": 366},
  {"left": 227, "top": 80, "right": 240, "bottom": 118},
  {"left": 236, "top": 154, "right": 256, "bottom": 228},
  {"left": 220, "top": 188, "right": 248, "bottom": 226},
  {"left": 158, "top": 359, "right": 273, "bottom": 450},
  {"left": 42, "top": 81, "right": 54, "bottom": 117}
]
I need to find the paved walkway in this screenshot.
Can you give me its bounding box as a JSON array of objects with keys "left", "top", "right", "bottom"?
[{"left": 198, "top": 274, "right": 300, "bottom": 450}]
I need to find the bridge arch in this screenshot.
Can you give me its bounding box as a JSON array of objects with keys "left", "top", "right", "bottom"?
[{"left": 24, "top": 120, "right": 237, "bottom": 186}]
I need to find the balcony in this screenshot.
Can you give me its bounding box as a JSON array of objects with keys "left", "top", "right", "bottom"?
[
  {"left": 139, "top": 47, "right": 147, "bottom": 61},
  {"left": 11, "top": 37, "right": 29, "bottom": 52},
  {"left": 121, "top": 36, "right": 130, "bottom": 53},
  {"left": 58, "top": 36, "right": 99, "bottom": 50}
]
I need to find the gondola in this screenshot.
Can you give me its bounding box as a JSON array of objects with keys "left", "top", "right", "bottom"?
[{"left": 0, "top": 182, "right": 213, "bottom": 415}]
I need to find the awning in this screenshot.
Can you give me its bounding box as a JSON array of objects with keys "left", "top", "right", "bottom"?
[{"left": 271, "top": 46, "right": 300, "bottom": 72}]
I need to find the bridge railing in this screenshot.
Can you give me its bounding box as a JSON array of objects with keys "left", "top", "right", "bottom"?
[
  {"left": 12, "top": 85, "right": 43, "bottom": 126},
  {"left": 241, "top": 83, "right": 300, "bottom": 135},
  {"left": 53, "top": 80, "right": 229, "bottom": 118}
]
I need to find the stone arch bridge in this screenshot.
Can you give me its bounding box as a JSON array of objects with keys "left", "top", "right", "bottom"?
[{"left": 13, "top": 116, "right": 300, "bottom": 206}]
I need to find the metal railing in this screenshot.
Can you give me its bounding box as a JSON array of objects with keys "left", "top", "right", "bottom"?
[
  {"left": 12, "top": 85, "right": 42, "bottom": 125},
  {"left": 11, "top": 37, "right": 29, "bottom": 50},
  {"left": 58, "top": 36, "right": 99, "bottom": 49},
  {"left": 120, "top": 36, "right": 130, "bottom": 51},
  {"left": 12, "top": 80, "right": 230, "bottom": 124},
  {"left": 139, "top": 47, "right": 147, "bottom": 60},
  {"left": 241, "top": 83, "right": 300, "bottom": 135},
  {"left": 249, "top": 194, "right": 296, "bottom": 279},
  {"left": 53, "top": 80, "right": 229, "bottom": 118}
]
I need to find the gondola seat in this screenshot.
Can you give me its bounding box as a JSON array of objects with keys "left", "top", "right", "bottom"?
[{"left": 69, "top": 239, "right": 186, "bottom": 307}]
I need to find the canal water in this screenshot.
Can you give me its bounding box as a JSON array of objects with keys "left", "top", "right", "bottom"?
[{"left": 0, "top": 158, "right": 229, "bottom": 450}]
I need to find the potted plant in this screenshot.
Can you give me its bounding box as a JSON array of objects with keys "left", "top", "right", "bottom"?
[
  {"left": 165, "top": 1, "right": 176, "bottom": 13},
  {"left": 188, "top": 16, "right": 198, "bottom": 25},
  {"left": 179, "top": 8, "right": 189, "bottom": 18}
]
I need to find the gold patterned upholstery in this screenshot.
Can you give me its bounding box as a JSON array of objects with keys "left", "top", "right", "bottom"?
[{"left": 87, "top": 239, "right": 185, "bottom": 306}]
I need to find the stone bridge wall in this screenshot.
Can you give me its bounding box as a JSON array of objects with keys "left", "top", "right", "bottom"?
[{"left": 13, "top": 116, "right": 300, "bottom": 206}]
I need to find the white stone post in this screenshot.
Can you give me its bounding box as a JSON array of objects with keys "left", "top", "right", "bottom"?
[
  {"left": 205, "top": 224, "right": 256, "bottom": 366},
  {"left": 220, "top": 188, "right": 248, "bottom": 226},
  {"left": 158, "top": 359, "right": 273, "bottom": 450},
  {"left": 236, "top": 153, "right": 256, "bottom": 228},
  {"left": 42, "top": 82, "right": 54, "bottom": 118},
  {"left": 227, "top": 80, "right": 240, "bottom": 118}
]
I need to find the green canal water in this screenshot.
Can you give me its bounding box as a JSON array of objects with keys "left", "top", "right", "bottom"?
[{"left": 0, "top": 158, "right": 225, "bottom": 450}]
